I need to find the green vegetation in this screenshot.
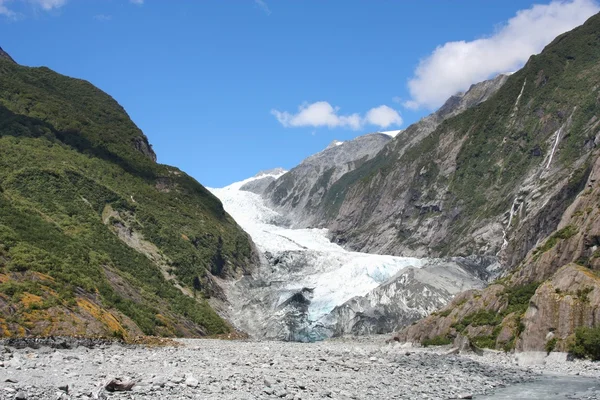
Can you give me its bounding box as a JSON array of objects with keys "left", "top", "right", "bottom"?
[
  {"left": 438, "top": 309, "right": 452, "bottom": 318},
  {"left": 545, "top": 337, "right": 558, "bottom": 354},
  {"left": 576, "top": 287, "right": 593, "bottom": 303},
  {"left": 452, "top": 310, "right": 503, "bottom": 333},
  {"left": 0, "top": 56, "right": 256, "bottom": 337},
  {"left": 533, "top": 225, "right": 579, "bottom": 256},
  {"left": 443, "top": 283, "right": 540, "bottom": 350},
  {"left": 422, "top": 335, "right": 453, "bottom": 347},
  {"left": 503, "top": 282, "right": 539, "bottom": 315},
  {"left": 569, "top": 326, "right": 600, "bottom": 360},
  {"left": 472, "top": 335, "right": 498, "bottom": 349}
]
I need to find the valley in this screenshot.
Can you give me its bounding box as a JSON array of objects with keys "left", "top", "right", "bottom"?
[
  {"left": 209, "top": 172, "right": 489, "bottom": 341},
  {"left": 1, "top": 2, "right": 600, "bottom": 399}
]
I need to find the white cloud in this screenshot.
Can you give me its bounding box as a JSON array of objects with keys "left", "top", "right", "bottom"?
[
  {"left": 130, "top": 0, "right": 143, "bottom": 4},
  {"left": 405, "top": 0, "right": 600, "bottom": 110},
  {"left": 365, "top": 105, "right": 403, "bottom": 128},
  {"left": 255, "top": 0, "right": 271, "bottom": 15},
  {"left": 271, "top": 101, "right": 402, "bottom": 130},
  {"left": 272, "top": 102, "right": 362, "bottom": 130}
]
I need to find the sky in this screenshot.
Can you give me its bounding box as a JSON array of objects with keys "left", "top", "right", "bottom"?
[{"left": 0, "top": 0, "right": 598, "bottom": 187}]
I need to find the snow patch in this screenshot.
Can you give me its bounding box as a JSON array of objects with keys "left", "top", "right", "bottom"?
[{"left": 379, "top": 129, "right": 403, "bottom": 138}]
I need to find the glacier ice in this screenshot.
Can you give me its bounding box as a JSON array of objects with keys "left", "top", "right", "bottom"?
[
  {"left": 209, "top": 172, "right": 488, "bottom": 341},
  {"left": 210, "top": 173, "right": 426, "bottom": 323}
]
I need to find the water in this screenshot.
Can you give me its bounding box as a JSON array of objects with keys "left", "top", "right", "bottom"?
[{"left": 479, "top": 375, "right": 600, "bottom": 399}]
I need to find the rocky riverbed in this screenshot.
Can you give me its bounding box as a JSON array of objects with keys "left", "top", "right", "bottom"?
[{"left": 0, "top": 336, "right": 598, "bottom": 399}]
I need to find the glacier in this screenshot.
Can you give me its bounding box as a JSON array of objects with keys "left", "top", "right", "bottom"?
[{"left": 209, "top": 171, "right": 489, "bottom": 341}]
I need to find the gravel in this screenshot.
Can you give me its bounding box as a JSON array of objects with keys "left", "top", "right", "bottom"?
[{"left": 0, "top": 336, "right": 598, "bottom": 399}]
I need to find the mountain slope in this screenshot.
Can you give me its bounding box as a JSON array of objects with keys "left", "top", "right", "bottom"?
[
  {"left": 261, "top": 74, "right": 508, "bottom": 237},
  {"left": 396, "top": 154, "right": 600, "bottom": 351},
  {"left": 393, "top": 13, "right": 600, "bottom": 351},
  {"left": 0, "top": 47, "right": 15, "bottom": 64},
  {"left": 316, "top": 14, "right": 600, "bottom": 268},
  {"left": 264, "top": 133, "right": 393, "bottom": 227},
  {"left": 0, "top": 49, "right": 258, "bottom": 338}
]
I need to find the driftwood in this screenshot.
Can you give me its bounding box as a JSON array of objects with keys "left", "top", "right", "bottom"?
[{"left": 105, "top": 378, "right": 136, "bottom": 392}]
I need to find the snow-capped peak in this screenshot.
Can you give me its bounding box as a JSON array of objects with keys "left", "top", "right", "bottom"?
[
  {"left": 254, "top": 168, "right": 287, "bottom": 178},
  {"left": 325, "top": 140, "right": 344, "bottom": 150},
  {"left": 213, "top": 169, "right": 287, "bottom": 191},
  {"left": 379, "top": 130, "right": 403, "bottom": 138}
]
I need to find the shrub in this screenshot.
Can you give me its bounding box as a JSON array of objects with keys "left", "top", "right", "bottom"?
[
  {"left": 504, "top": 282, "right": 539, "bottom": 315},
  {"left": 472, "top": 335, "right": 497, "bottom": 349},
  {"left": 569, "top": 326, "right": 600, "bottom": 360},
  {"left": 545, "top": 337, "right": 558, "bottom": 354},
  {"left": 422, "top": 335, "right": 453, "bottom": 347}
]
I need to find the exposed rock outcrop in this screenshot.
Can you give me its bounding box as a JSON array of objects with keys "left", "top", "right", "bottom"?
[
  {"left": 323, "top": 257, "right": 495, "bottom": 336},
  {"left": 264, "top": 133, "right": 393, "bottom": 227},
  {"left": 395, "top": 144, "right": 600, "bottom": 352},
  {"left": 240, "top": 168, "right": 287, "bottom": 195}
]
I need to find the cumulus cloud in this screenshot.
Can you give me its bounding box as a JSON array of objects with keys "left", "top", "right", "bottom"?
[
  {"left": 365, "top": 105, "right": 403, "bottom": 128},
  {"left": 405, "top": 0, "right": 600, "bottom": 110},
  {"left": 271, "top": 101, "right": 402, "bottom": 130}
]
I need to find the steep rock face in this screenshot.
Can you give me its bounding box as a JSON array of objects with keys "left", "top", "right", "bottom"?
[
  {"left": 395, "top": 143, "right": 600, "bottom": 351},
  {"left": 0, "top": 52, "right": 258, "bottom": 338},
  {"left": 264, "top": 133, "right": 392, "bottom": 227},
  {"left": 239, "top": 168, "right": 287, "bottom": 195},
  {"left": 323, "top": 257, "right": 494, "bottom": 336},
  {"left": 520, "top": 264, "right": 600, "bottom": 351}
]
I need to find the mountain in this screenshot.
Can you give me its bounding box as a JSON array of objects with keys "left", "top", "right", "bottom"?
[
  {"left": 206, "top": 52, "right": 511, "bottom": 342},
  {"left": 0, "top": 48, "right": 258, "bottom": 338},
  {"left": 239, "top": 168, "right": 287, "bottom": 195},
  {"left": 264, "top": 133, "right": 393, "bottom": 227},
  {"left": 393, "top": 13, "right": 600, "bottom": 351},
  {"left": 261, "top": 73, "right": 509, "bottom": 236}
]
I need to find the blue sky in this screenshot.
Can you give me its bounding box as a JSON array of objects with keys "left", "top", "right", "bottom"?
[{"left": 1, "top": 0, "right": 598, "bottom": 187}]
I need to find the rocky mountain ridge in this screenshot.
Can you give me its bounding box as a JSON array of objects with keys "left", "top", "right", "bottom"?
[
  {"left": 261, "top": 72, "right": 510, "bottom": 241},
  {"left": 264, "top": 133, "right": 393, "bottom": 228}
]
